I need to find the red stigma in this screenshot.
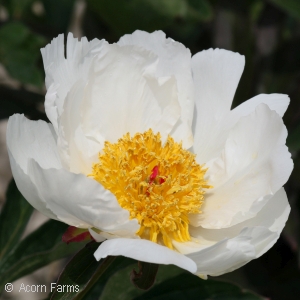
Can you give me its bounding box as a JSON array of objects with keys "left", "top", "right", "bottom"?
[
  {"left": 146, "top": 165, "right": 164, "bottom": 196},
  {"left": 149, "top": 165, "right": 159, "bottom": 184}
]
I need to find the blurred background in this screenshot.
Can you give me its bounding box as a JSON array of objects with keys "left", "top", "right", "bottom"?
[{"left": 0, "top": 0, "right": 300, "bottom": 299}]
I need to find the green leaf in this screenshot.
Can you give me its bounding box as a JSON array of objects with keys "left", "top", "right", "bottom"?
[
  {"left": 0, "top": 220, "right": 85, "bottom": 292},
  {"left": 49, "top": 241, "right": 117, "bottom": 300},
  {"left": 268, "top": 0, "right": 300, "bottom": 20},
  {"left": 130, "top": 261, "right": 159, "bottom": 290},
  {"left": 99, "top": 263, "right": 184, "bottom": 300},
  {"left": 98, "top": 263, "right": 145, "bottom": 300},
  {"left": 0, "top": 180, "right": 34, "bottom": 261},
  {"left": 134, "top": 272, "right": 264, "bottom": 300},
  {"left": 82, "top": 256, "right": 136, "bottom": 300},
  {"left": 0, "top": 22, "right": 46, "bottom": 87}
]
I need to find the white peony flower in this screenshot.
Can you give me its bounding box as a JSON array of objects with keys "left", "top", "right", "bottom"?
[{"left": 7, "top": 30, "right": 293, "bottom": 278}]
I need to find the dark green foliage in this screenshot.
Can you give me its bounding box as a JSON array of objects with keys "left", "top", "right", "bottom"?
[{"left": 0, "top": 180, "right": 33, "bottom": 261}]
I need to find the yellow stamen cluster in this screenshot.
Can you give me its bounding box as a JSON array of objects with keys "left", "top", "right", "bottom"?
[{"left": 90, "top": 129, "right": 211, "bottom": 249}]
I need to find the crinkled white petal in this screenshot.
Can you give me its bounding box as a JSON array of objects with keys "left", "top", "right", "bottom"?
[
  {"left": 41, "top": 33, "right": 107, "bottom": 131},
  {"left": 6, "top": 114, "right": 61, "bottom": 219},
  {"left": 118, "top": 30, "right": 194, "bottom": 148},
  {"left": 192, "top": 48, "right": 245, "bottom": 162},
  {"left": 190, "top": 104, "right": 293, "bottom": 228},
  {"left": 93, "top": 238, "right": 197, "bottom": 274},
  {"left": 181, "top": 188, "right": 290, "bottom": 276},
  {"left": 52, "top": 41, "right": 181, "bottom": 173},
  {"left": 27, "top": 159, "right": 139, "bottom": 234},
  {"left": 80, "top": 43, "right": 180, "bottom": 156}
]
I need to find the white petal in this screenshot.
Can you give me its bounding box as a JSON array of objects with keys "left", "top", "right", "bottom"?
[
  {"left": 41, "top": 33, "right": 107, "bottom": 131},
  {"left": 8, "top": 154, "right": 58, "bottom": 220},
  {"left": 186, "top": 228, "right": 262, "bottom": 276},
  {"left": 118, "top": 30, "right": 194, "bottom": 148},
  {"left": 190, "top": 188, "right": 290, "bottom": 243},
  {"left": 81, "top": 43, "right": 180, "bottom": 147},
  {"left": 190, "top": 104, "right": 293, "bottom": 228},
  {"left": 184, "top": 188, "right": 290, "bottom": 276},
  {"left": 192, "top": 49, "right": 245, "bottom": 161},
  {"left": 94, "top": 238, "right": 197, "bottom": 273},
  {"left": 231, "top": 93, "right": 289, "bottom": 119},
  {"left": 6, "top": 114, "right": 62, "bottom": 171},
  {"left": 56, "top": 79, "right": 102, "bottom": 174},
  {"left": 6, "top": 114, "right": 61, "bottom": 219},
  {"left": 28, "top": 159, "right": 139, "bottom": 234},
  {"left": 193, "top": 93, "right": 290, "bottom": 164}
]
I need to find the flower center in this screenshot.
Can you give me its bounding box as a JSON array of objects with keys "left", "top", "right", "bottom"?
[{"left": 90, "top": 129, "right": 211, "bottom": 249}]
